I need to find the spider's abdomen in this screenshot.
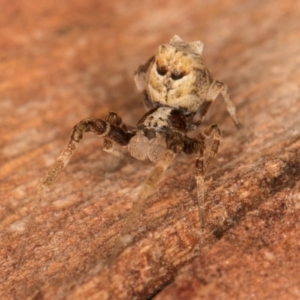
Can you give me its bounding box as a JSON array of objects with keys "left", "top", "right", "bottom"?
[{"left": 143, "top": 36, "right": 213, "bottom": 113}]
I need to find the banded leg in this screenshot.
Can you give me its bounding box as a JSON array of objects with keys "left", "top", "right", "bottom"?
[
  {"left": 18, "top": 118, "right": 133, "bottom": 267},
  {"left": 194, "top": 124, "right": 221, "bottom": 227},
  {"left": 108, "top": 150, "right": 175, "bottom": 265},
  {"left": 202, "top": 124, "right": 222, "bottom": 172},
  {"left": 195, "top": 145, "right": 206, "bottom": 227},
  {"left": 104, "top": 112, "right": 130, "bottom": 158},
  {"left": 181, "top": 137, "right": 207, "bottom": 227},
  {"left": 42, "top": 118, "right": 133, "bottom": 192}
]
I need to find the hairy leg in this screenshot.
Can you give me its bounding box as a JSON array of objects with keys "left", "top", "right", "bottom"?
[
  {"left": 183, "top": 125, "right": 221, "bottom": 227},
  {"left": 17, "top": 118, "right": 133, "bottom": 267},
  {"left": 107, "top": 150, "right": 175, "bottom": 265},
  {"left": 202, "top": 124, "right": 222, "bottom": 172},
  {"left": 104, "top": 112, "right": 131, "bottom": 158}
]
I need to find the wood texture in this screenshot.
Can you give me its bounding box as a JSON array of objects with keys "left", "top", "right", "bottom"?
[{"left": 1, "top": 0, "right": 300, "bottom": 299}]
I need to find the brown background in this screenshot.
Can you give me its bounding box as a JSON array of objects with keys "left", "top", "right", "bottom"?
[{"left": 1, "top": 0, "right": 300, "bottom": 299}]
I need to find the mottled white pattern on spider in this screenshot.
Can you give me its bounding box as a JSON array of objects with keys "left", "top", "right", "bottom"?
[{"left": 142, "top": 106, "right": 175, "bottom": 129}]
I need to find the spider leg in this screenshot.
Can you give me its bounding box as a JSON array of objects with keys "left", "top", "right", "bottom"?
[
  {"left": 42, "top": 118, "right": 133, "bottom": 194},
  {"left": 17, "top": 117, "right": 133, "bottom": 268},
  {"left": 184, "top": 124, "right": 221, "bottom": 228},
  {"left": 182, "top": 137, "right": 206, "bottom": 227},
  {"left": 202, "top": 124, "right": 222, "bottom": 172},
  {"left": 217, "top": 81, "right": 241, "bottom": 129},
  {"left": 195, "top": 146, "right": 206, "bottom": 227},
  {"left": 103, "top": 112, "right": 131, "bottom": 158},
  {"left": 134, "top": 56, "right": 155, "bottom": 110},
  {"left": 192, "top": 80, "right": 241, "bottom": 129},
  {"left": 108, "top": 149, "right": 175, "bottom": 265},
  {"left": 196, "top": 124, "right": 221, "bottom": 227},
  {"left": 191, "top": 100, "right": 213, "bottom": 128}
]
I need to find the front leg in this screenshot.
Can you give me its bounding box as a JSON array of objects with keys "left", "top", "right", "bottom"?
[
  {"left": 18, "top": 117, "right": 134, "bottom": 267},
  {"left": 41, "top": 118, "right": 133, "bottom": 193},
  {"left": 192, "top": 80, "right": 241, "bottom": 129},
  {"left": 104, "top": 112, "right": 131, "bottom": 158},
  {"left": 134, "top": 56, "right": 155, "bottom": 110}
]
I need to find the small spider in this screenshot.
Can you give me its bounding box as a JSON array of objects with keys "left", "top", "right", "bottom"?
[{"left": 19, "top": 35, "right": 240, "bottom": 266}]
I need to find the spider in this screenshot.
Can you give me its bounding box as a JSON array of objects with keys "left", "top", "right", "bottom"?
[{"left": 19, "top": 35, "right": 240, "bottom": 266}]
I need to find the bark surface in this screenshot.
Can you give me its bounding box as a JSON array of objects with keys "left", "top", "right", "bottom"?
[{"left": 1, "top": 1, "right": 300, "bottom": 299}]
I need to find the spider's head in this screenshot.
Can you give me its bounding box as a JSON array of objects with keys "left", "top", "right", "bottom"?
[{"left": 147, "top": 35, "right": 210, "bottom": 113}]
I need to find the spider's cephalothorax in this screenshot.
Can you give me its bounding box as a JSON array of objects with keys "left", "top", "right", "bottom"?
[{"left": 19, "top": 35, "right": 240, "bottom": 267}]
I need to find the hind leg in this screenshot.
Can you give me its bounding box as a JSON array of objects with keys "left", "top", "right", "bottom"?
[{"left": 108, "top": 149, "right": 175, "bottom": 265}]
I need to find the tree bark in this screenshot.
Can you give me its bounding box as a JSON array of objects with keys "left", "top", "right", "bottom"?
[{"left": 1, "top": 1, "right": 300, "bottom": 299}]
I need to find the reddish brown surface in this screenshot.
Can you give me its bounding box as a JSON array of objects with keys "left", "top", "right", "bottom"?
[{"left": 1, "top": 0, "right": 300, "bottom": 299}]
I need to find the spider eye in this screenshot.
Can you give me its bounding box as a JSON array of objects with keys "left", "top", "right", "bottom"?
[
  {"left": 171, "top": 72, "right": 185, "bottom": 80},
  {"left": 156, "top": 65, "right": 167, "bottom": 76}
]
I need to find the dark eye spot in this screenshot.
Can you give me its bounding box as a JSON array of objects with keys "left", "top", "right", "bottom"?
[
  {"left": 156, "top": 65, "right": 167, "bottom": 76},
  {"left": 171, "top": 72, "right": 185, "bottom": 80}
]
